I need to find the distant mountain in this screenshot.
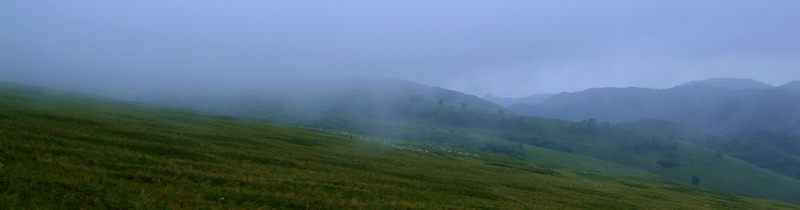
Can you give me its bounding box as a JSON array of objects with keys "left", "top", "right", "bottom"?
[
  {"left": 484, "top": 93, "right": 554, "bottom": 107},
  {"left": 779, "top": 81, "right": 800, "bottom": 91},
  {"left": 509, "top": 79, "right": 800, "bottom": 136},
  {"left": 677, "top": 78, "right": 774, "bottom": 90}
]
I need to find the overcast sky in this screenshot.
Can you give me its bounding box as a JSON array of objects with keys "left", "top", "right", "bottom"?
[{"left": 2, "top": 0, "right": 800, "bottom": 97}]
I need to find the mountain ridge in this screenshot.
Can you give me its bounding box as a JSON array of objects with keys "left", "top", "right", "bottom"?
[
  {"left": 676, "top": 78, "right": 774, "bottom": 90},
  {"left": 779, "top": 80, "right": 800, "bottom": 91},
  {"left": 509, "top": 78, "right": 800, "bottom": 136},
  {"left": 484, "top": 93, "right": 555, "bottom": 107}
]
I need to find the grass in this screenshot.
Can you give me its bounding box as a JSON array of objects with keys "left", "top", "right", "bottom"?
[
  {"left": 0, "top": 83, "right": 797, "bottom": 209},
  {"left": 482, "top": 123, "right": 800, "bottom": 204}
]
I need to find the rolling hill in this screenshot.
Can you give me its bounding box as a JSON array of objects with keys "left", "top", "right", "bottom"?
[
  {"left": 4, "top": 82, "right": 800, "bottom": 205},
  {"left": 3, "top": 83, "right": 799, "bottom": 208}
]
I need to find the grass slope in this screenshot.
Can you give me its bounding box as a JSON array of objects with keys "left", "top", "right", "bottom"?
[
  {"left": 499, "top": 123, "right": 800, "bottom": 204},
  {"left": 0, "top": 83, "right": 796, "bottom": 209},
  {"left": 382, "top": 102, "right": 800, "bottom": 204}
]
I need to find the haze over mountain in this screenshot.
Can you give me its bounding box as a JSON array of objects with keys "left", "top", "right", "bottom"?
[
  {"left": 3, "top": 1, "right": 800, "bottom": 96},
  {"left": 779, "top": 81, "right": 800, "bottom": 91},
  {"left": 677, "top": 78, "right": 774, "bottom": 90},
  {"left": 509, "top": 78, "right": 800, "bottom": 136},
  {"left": 120, "top": 77, "right": 507, "bottom": 128},
  {"left": 483, "top": 93, "right": 555, "bottom": 107}
]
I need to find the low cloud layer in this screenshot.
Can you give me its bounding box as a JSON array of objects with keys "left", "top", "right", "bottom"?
[{"left": 2, "top": 0, "right": 799, "bottom": 97}]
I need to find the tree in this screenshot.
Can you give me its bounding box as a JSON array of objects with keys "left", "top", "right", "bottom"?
[
  {"left": 460, "top": 102, "right": 467, "bottom": 110},
  {"left": 691, "top": 176, "right": 700, "bottom": 186}
]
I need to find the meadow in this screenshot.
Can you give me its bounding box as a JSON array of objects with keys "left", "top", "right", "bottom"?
[{"left": 0, "top": 83, "right": 797, "bottom": 209}]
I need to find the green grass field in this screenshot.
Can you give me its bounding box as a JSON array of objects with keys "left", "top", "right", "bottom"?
[{"left": 0, "top": 83, "right": 797, "bottom": 209}]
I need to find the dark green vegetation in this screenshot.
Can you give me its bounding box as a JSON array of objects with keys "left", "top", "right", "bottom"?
[
  {"left": 1, "top": 84, "right": 799, "bottom": 209},
  {"left": 391, "top": 113, "right": 800, "bottom": 204},
  {"left": 621, "top": 120, "right": 800, "bottom": 179}
]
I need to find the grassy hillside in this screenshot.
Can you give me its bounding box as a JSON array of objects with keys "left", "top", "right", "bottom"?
[
  {"left": 1, "top": 83, "right": 797, "bottom": 209},
  {"left": 480, "top": 119, "right": 800, "bottom": 204},
  {"left": 19, "top": 79, "right": 799, "bottom": 204},
  {"left": 352, "top": 98, "right": 800, "bottom": 204}
]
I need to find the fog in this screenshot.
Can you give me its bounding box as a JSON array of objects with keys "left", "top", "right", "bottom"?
[
  {"left": 2, "top": 0, "right": 800, "bottom": 97},
  {"left": 6, "top": 2, "right": 800, "bottom": 205}
]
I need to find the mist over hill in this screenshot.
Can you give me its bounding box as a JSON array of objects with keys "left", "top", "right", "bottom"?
[{"left": 114, "top": 77, "right": 506, "bottom": 126}]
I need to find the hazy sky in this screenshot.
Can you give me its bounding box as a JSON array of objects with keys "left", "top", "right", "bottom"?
[{"left": 2, "top": 1, "right": 800, "bottom": 97}]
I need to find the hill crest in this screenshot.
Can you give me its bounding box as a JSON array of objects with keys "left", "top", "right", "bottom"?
[{"left": 676, "top": 78, "right": 773, "bottom": 90}]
